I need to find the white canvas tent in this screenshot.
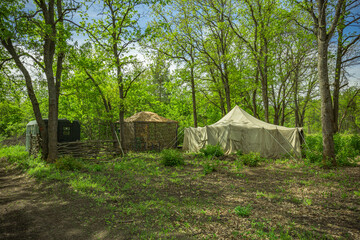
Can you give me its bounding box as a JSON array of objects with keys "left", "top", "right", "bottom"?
[{"left": 183, "top": 106, "right": 303, "bottom": 159}]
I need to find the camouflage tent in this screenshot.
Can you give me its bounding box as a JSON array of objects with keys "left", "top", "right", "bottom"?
[{"left": 122, "top": 112, "right": 178, "bottom": 152}]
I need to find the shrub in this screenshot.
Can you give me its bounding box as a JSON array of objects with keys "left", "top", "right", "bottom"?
[
  {"left": 240, "top": 152, "right": 262, "bottom": 167},
  {"left": 55, "top": 156, "right": 84, "bottom": 171},
  {"left": 350, "top": 134, "right": 360, "bottom": 153},
  {"left": 202, "top": 159, "right": 220, "bottom": 175},
  {"left": 161, "top": 149, "right": 184, "bottom": 167},
  {"left": 200, "top": 144, "right": 224, "bottom": 157},
  {"left": 305, "top": 134, "right": 323, "bottom": 153},
  {"left": 305, "top": 150, "right": 322, "bottom": 164},
  {"left": 235, "top": 149, "right": 243, "bottom": 156},
  {"left": 303, "top": 134, "right": 359, "bottom": 166},
  {"left": 0, "top": 145, "right": 28, "bottom": 162},
  {"left": 234, "top": 204, "right": 252, "bottom": 217},
  {"left": 0, "top": 145, "right": 33, "bottom": 170}
]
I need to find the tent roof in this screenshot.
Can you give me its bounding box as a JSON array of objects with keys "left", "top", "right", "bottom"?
[
  {"left": 125, "top": 111, "right": 177, "bottom": 123},
  {"left": 212, "top": 105, "right": 299, "bottom": 130}
]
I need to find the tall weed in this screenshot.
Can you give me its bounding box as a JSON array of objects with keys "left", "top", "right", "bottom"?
[
  {"left": 200, "top": 144, "right": 224, "bottom": 157},
  {"left": 239, "top": 152, "right": 263, "bottom": 167}
]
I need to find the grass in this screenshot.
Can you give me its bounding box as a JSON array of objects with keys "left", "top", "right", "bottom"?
[
  {"left": 1, "top": 145, "right": 359, "bottom": 239},
  {"left": 234, "top": 204, "right": 252, "bottom": 217}
]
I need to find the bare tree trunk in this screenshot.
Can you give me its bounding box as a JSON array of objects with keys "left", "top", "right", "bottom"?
[
  {"left": 118, "top": 75, "right": 125, "bottom": 153},
  {"left": 294, "top": 70, "right": 300, "bottom": 127},
  {"left": 223, "top": 74, "right": 231, "bottom": 112},
  {"left": 190, "top": 61, "right": 198, "bottom": 127},
  {"left": 252, "top": 69, "right": 259, "bottom": 118},
  {"left": 273, "top": 105, "right": 279, "bottom": 125},
  {"left": 318, "top": 26, "right": 336, "bottom": 166},
  {"left": 333, "top": 2, "right": 346, "bottom": 133},
  {"left": 333, "top": 40, "right": 342, "bottom": 133},
  {"left": 280, "top": 86, "right": 286, "bottom": 126},
  {"left": 258, "top": 41, "right": 269, "bottom": 123}
]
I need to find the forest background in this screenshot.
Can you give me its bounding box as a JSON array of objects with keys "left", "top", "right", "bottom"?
[{"left": 0, "top": 0, "right": 360, "bottom": 163}]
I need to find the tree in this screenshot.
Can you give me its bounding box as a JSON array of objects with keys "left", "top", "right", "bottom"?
[
  {"left": 68, "top": 43, "right": 119, "bottom": 144},
  {"left": 297, "top": 0, "right": 345, "bottom": 165},
  {"left": 73, "top": 0, "right": 148, "bottom": 151},
  {"left": 0, "top": 0, "right": 78, "bottom": 161},
  {"left": 332, "top": 0, "right": 360, "bottom": 133},
  {"left": 149, "top": 0, "right": 200, "bottom": 126},
  {"left": 187, "top": 0, "right": 236, "bottom": 114},
  {"left": 228, "top": 0, "right": 280, "bottom": 122}
]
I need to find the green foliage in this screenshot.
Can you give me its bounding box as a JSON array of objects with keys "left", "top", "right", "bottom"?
[
  {"left": 55, "top": 156, "right": 84, "bottom": 171},
  {"left": 235, "top": 149, "right": 243, "bottom": 156},
  {"left": 0, "top": 145, "right": 53, "bottom": 179},
  {"left": 202, "top": 159, "right": 220, "bottom": 175},
  {"left": 234, "top": 204, "right": 252, "bottom": 217},
  {"left": 0, "top": 101, "right": 26, "bottom": 137},
  {"left": 304, "top": 134, "right": 359, "bottom": 166},
  {"left": 161, "top": 149, "right": 184, "bottom": 167},
  {"left": 239, "top": 152, "right": 263, "bottom": 167},
  {"left": 0, "top": 145, "right": 29, "bottom": 165},
  {"left": 200, "top": 144, "right": 224, "bottom": 158}
]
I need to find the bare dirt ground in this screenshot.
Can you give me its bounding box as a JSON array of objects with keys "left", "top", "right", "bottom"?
[{"left": 0, "top": 158, "right": 112, "bottom": 240}]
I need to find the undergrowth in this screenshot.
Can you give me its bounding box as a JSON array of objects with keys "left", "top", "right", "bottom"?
[
  {"left": 0, "top": 142, "right": 358, "bottom": 239},
  {"left": 304, "top": 134, "right": 360, "bottom": 166},
  {"left": 55, "top": 156, "right": 84, "bottom": 171},
  {"left": 234, "top": 204, "right": 252, "bottom": 217},
  {"left": 239, "top": 152, "right": 263, "bottom": 167},
  {"left": 161, "top": 149, "right": 184, "bottom": 166},
  {"left": 200, "top": 144, "right": 224, "bottom": 157}
]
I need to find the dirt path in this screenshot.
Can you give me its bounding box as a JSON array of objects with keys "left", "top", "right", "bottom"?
[{"left": 0, "top": 159, "right": 113, "bottom": 240}]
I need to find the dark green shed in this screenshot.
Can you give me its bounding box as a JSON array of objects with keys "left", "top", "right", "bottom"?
[{"left": 26, "top": 119, "right": 80, "bottom": 152}]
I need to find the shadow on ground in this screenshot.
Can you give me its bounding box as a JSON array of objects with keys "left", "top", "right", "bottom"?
[{"left": 0, "top": 159, "right": 116, "bottom": 240}]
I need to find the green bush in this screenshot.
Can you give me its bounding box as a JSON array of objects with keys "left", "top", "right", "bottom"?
[
  {"left": 240, "top": 152, "right": 262, "bottom": 167},
  {"left": 304, "top": 134, "right": 359, "bottom": 166},
  {"left": 55, "top": 156, "right": 84, "bottom": 171},
  {"left": 235, "top": 149, "right": 243, "bottom": 156},
  {"left": 202, "top": 159, "right": 220, "bottom": 175},
  {"left": 305, "top": 134, "right": 323, "bottom": 152},
  {"left": 161, "top": 149, "right": 184, "bottom": 167},
  {"left": 350, "top": 134, "right": 360, "bottom": 153},
  {"left": 305, "top": 149, "right": 322, "bottom": 164},
  {"left": 0, "top": 145, "right": 31, "bottom": 167},
  {"left": 234, "top": 204, "right": 252, "bottom": 217},
  {"left": 200, "top": 144, "right": 224, "bottom": 157}
]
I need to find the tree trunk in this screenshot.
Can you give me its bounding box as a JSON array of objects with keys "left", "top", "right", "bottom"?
[
  {"left": 294, "top": 68, "right": 300, "bottom": 127},
  {"left": 118, "top": 75, "right": 125, "bottom": 152},
  {"left": 258, "top": 41, "right": 269, "bottom": 123},
  {"left": 273, "top": 105, "right": 279, "bottom": 125},
  {"left": 44, "top": 36, "right": 58, "bottom": 162},
  {"left": 190, "top": 62, "right": 198, "bottom": 127},
  {"left": 223, "top": 76, "right": 231, "bottom": 112},
  {"left": 252, "top": 68, "right": 259, "bottom": 118},
  {"left": 318, "top": 27, "right": 336, "bottom": 166},
  {"left": 333, "top": 9, "right": 345, "bottom": 133}
]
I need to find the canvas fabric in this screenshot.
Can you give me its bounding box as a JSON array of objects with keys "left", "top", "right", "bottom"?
[{"left": 183, "top": 106, "right": 302, "bottom": 159}]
